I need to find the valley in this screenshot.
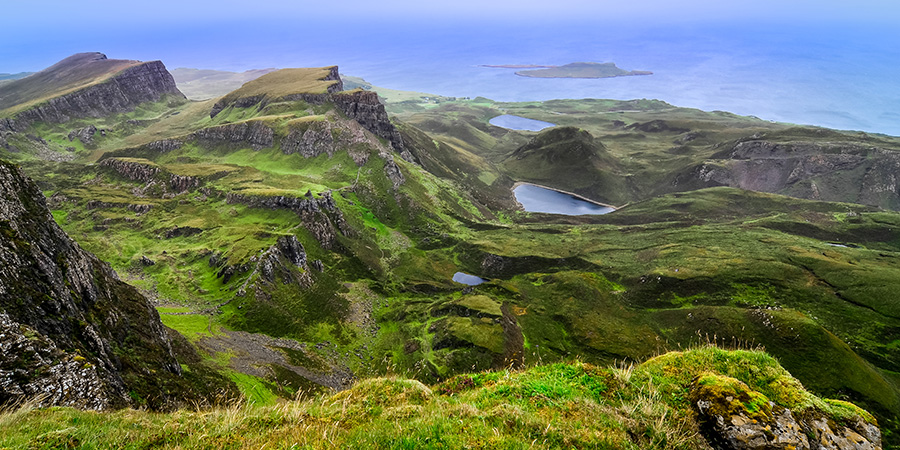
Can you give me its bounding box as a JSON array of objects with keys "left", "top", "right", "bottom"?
[{"left": 1, "top": 52, "right": 898, "bottom": 449}]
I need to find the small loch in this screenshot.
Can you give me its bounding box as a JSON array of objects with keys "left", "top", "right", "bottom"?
[
  {"left": 513, "top": 183, "right": 615, "bottom": 215},
  {"left": 489, "top": 114, "right": 555, "bottom": 131},
  {"left": 453, "top": 272, "right": 486, "bottom": 286}
]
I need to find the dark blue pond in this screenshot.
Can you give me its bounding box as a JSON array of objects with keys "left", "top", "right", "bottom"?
[
  {"left": 489, "top": 114, "right": 555, "bottom": 131},
  {"left": 513, "top": 183, "right": 614, "bottom": 215},
  {"left": 452, "top": 272, "right": 486, "bottom": 285}
]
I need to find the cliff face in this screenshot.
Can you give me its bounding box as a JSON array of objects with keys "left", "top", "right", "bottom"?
[
  {"left": 2, "top": 57, "right": 184, "bottom": 132},
  {"left": 683, "top": 139, "right": 900, "bottom": 209},
  {"left": 0, "top": 158, "right": 183, "bottom": 409},
  {"left": 208, "top": 68, "right": 406, "bottom": 155}
]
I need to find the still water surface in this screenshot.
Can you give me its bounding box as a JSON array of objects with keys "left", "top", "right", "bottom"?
[
  {"left": 452, "top": 272, "right": 486, "bottom": 285},
  {"left": 513, "top": 184, "right": 614, "bottom": 215},
  {"left": 489, "top": 114, "right": 555, "bottom": 131}
]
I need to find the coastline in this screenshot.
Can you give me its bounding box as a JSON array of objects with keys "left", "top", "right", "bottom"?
[
  {"left": 511, "top": 181, "right": 620, "bottom": 210},
  {"left": 514, "top": 71, "right": 653, "bottom": 79}
]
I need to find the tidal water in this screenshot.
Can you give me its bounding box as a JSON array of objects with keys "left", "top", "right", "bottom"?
[
  {"left": 489, "top": 114, "right": 555, "bottom": 131},
  {"left": 513, "top": 184, "right": 615, "bottom": 215}
]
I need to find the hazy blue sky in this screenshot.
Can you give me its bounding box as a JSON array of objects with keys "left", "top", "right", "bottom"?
[
  {"left": 3, "top": 0, "right": 898, "bottom": 134},
  {"left": 3, "top": 0, "right": 898, "bottom": 70},
  {"left": 2, "top": 0, "right": 897, "bottom": 73}
]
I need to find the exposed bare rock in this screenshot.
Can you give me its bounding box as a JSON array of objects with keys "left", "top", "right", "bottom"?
[
  {"left": 147, "top": 139, "right": 183, "bottom": 152},
  {"left": 0, "top": 314, "right": 115, "bottom": 409},
  {"left": 281, "top": 118, "right": 381, "bottom": 165},
  {"left": 384, "top": 156, "right": 405, "bottom": 188},
  {"left": 257, "top": 235, "right": 312, "bottom": 286},
  {"left": 331, "top": 90, "right": 405, "bottom": 153},
  {"left": 169, "top": 174, "right": 201, "bottom": 193},
  {"left": 163, "top": 226, "right": 203, "bottom": 239},
  {"left": 0, "top": 158, "right": 194, "bottom": 409},
  {"left": 679, "top": 138, "right": 900, "bottom": 209},
  {"left": 692, "top": 374, "right": 882, "bottom": 450},
  {"left": 100, "top": 157, "right": 160, "bottom": 183},
  {"left": 194, "top": 120, "right": 274, "bottom": 150},
  {"left": 3, "top": 58, "right": 184, "bottom": 131},
  {"left": 67, "top": 125, "right": 101, "bottom": 146}
]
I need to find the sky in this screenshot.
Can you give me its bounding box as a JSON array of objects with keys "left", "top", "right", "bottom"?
[
  {"left": 2, "top": 1, "right": 898, "bottom": 72},
  {"left": 2, "top": 0, "right": 898, "bottom": 134}
]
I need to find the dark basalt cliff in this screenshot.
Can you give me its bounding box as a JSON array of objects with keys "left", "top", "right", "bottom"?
[
  {"left": 680, "top": 137, "right": 900, "bottom": 209},
  {"left": 209, "top": 68, "right": 407, "bottom": 156},
  {"left": 1, "top": 55, "right": 184, "bottom": 132},
  {"left": 0, "top": 158, "right": 192, "bottom": 409}
]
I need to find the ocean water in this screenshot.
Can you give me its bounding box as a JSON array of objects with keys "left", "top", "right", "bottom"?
[{"left": 5, "top": 19, "right": 898, "bottom": 136}]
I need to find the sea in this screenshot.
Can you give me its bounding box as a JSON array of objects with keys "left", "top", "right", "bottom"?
[{"left": 6, "top": 19, "right": 899, "bottom": 136}]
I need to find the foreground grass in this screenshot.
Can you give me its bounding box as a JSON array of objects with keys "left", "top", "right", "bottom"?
[{"left": 0, "top": 347, "right": 876, "bottom": 450}]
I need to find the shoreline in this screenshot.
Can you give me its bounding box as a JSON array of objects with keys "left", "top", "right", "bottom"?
[
  {"left": 511, "top": 181, "right": 620, "bottom": 210},
  {"left": 514, "top": 71, "right": 653, "bottom": 79},
  {"left": 479, "top": 64, "right": 558, "bottom": 69}
]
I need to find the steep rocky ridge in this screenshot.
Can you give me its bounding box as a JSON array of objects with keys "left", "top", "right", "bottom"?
[
  {"left": 678, "top": 135, "right": 900, "bottom": 209},
  {"left": 0, "top": 158, "right": 220, "bottom": 409},
  {"left": 209, "top": 68, "right": 407, "bottom": 155},
  {"left": 0, "top": 53, "right": 184, "bottom": 132}
]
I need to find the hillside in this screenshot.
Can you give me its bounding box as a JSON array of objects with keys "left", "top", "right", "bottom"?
[
  {"left": 0, "top": 347, "right": 882, "bottom": 449},
  {"left": 1, "top": 54, "right": 899, "bottom": 446},
  {"left": 388, "top": 96, "right": 900, "bottom": 209},
  {"left": 170, "top": 67, "right": 277, "bottom": 100},
  {"left": 0, "top": 158, "right": 234, "bottom": 409}
]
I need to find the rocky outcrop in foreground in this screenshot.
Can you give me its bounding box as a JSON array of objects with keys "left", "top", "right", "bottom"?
[
  {"left": 0, "top": 158, "right": 187, "bottom": 409},
  {"left": 693, "top": 374, "right": 882, "bottom": 450}
]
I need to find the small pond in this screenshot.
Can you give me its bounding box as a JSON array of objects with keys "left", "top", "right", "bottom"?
[
  {"left": 489, "top": 114, "right": 555, "bottom": 131},
  {"left": 453, "top": 272, "right": 486, "bottom": 286},
  {"left": 513, "top": 183, "right": 615, "bottom": 215}
]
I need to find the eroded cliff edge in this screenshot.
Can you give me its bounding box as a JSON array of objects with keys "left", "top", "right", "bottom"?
[{"left": 0, "top": 158, "right": 223, "bottom": 409}]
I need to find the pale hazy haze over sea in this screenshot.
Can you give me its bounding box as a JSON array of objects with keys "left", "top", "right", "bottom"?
[{"left": 2, "top": 1, "right": 898, "bottom": 135}]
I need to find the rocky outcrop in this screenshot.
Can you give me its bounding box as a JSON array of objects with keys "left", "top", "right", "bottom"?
[
  {"left": 281, "top": 118, "right": 382, "bottom": 166},
  {"left": 257, "top": 235, "right": 312, "bottom": 286},
  {"left": 0, "top": 314, "right": 114, "bottom": 409},
  {"left": 384, "top": 156, "right": 405, "bottom": 188},
  {"left": 208, "top": 69, "right": 405, "bottom": 154},
  {"left": 692, "top": 374, "right": 882, "bottom": 450},
  {"left": 99, "top": 157, "right": 201, "bottom": 194},
  {"left": 679, "top": 138, "right": 900, "bottom": 210},
  {"left": 0, "top": 158, "right": 186, "bottom": 409},
  {"left": 67, "top": 125, "right": 103, "bottom": 146},
  {"left": 226, "top": 191, "right": 350, "bottom": 249},
  {"left": 99, "top": 157, "right": 160, "bottom": 183},
  {"left": 3, "top": 58, "right": 184, "bottom": 131},
  {"left": 194, "top": 120, "right": 274, "bottom": 150},
  {"left": 331, "top": 90, "right": 405, "bottom": 153},
  {"left": 147, "top": 139, "right": 183, "bottom": 152}
]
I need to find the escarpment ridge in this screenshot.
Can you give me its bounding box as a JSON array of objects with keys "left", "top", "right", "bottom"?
[{"left": 0, "top": 52, "right": 183, "bottom": 131}]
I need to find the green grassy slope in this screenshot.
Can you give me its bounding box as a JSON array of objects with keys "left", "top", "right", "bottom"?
[
  {"left": 0, "top": 347, "right": 879, "bottom": 449},
  {"left": 5, "top": 67, "right": 900, "bottom": 443},
  {"left": 0, "top": 53, "right": 142, "bottom": 114}
]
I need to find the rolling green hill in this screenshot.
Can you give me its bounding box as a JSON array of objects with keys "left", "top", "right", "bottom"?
[{"left": 2, "top": 55, "right": 899, "bottom": 447}]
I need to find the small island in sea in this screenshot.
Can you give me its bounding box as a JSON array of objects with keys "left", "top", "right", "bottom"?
[{"left": 510, "top": 62, "right": 652, "bottom": 79}]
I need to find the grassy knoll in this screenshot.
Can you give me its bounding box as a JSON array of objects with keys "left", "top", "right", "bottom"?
[{"left": 0, "top": 347, "right": 877, "bottom": 449}]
